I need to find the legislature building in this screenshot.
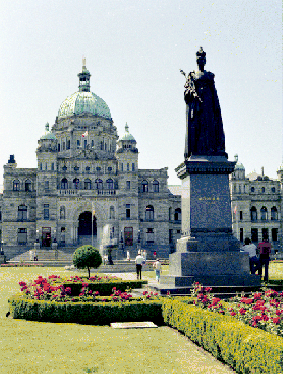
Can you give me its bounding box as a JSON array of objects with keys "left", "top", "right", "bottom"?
[{"left": 0, "top": 60, "right": 181, "bottom": 259}]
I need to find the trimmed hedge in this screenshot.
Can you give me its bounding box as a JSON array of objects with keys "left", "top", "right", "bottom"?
[
  {"left": 162, "top": 297, "right": 283, "bottom": 374},
  {"left": 9, "top": 295, "right": 163, "bottom": 325},
  {"left": 62, "top": 280, "right": 147, "bottom": 296}
]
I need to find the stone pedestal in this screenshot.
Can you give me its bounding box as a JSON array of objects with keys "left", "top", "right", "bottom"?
[{"left": 159, "top": 156, "right": 261, "bottom": 290}]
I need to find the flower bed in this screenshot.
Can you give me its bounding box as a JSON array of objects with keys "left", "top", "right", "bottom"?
[
  {"left": 190, "top": 282, "right": 283, "bottom": 337},
  {"left": 9, "top": 274, "right": 160, "bottom": 324}
]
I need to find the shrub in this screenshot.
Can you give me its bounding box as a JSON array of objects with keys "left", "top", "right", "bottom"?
[{"left": 73, "top": 246, "right": 102, "bottom": 278}]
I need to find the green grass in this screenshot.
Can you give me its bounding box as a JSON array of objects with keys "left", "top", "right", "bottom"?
[{"left": 0, "top": 267, "right": 235, "bottom": 374}]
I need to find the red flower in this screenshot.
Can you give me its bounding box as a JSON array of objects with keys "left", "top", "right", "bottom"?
[
  {"left": 239, "top": 308, "right": 246, "bottom": 315},
  {"left": 273, "top": 317, "right": 281, "bottom": 324},
  {"left": 230, "top": 312, "right": 236, "bottom": 316},
  {"left": 241, "top": 297, "right": 253, "bottom": 304}
]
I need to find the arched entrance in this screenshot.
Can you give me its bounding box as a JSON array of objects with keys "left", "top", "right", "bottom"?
[{"left": 78, "top": 211, "right": 97, "bottom": 245}]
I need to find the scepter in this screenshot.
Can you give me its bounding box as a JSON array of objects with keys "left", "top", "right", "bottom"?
[{"left": 180, "top": 69, "right": 202, "bottom": 103}]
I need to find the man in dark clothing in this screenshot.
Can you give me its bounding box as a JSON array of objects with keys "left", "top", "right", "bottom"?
[{"left": 257, "top": 238, "right": 272, "bottom": 282}]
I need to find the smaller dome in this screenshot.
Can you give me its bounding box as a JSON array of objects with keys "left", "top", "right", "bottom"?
[
  {"left": 40, "top": 123, "right": 57, "bottom": 140},
  {"left": 120, "top": 123, "right": 136, "bottom": 141},
  {"left": 234, "top": 154, "right": 245, "bottom": 170}
]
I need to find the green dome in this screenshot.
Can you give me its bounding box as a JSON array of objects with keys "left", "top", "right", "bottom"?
[
  {"left": 120, "top": 123, "right": 136, "bottom": 141},
  {"left": 40, "top": 123, "right": 56, "bottom": 140},
  {"left": 58, "top": 91, "right": 111, "bottom": 120},
  {"left": 234, "top": 154, "right": 245, "bottom": 170}
]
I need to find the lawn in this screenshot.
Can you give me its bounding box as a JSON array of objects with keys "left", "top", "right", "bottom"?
[{"left": 0, "top": 267, "right": 235, "bottom": 374}]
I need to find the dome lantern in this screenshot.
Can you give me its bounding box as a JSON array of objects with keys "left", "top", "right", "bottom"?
[{"left": 77, "top": 57, "right": 91, "bottom": 92}]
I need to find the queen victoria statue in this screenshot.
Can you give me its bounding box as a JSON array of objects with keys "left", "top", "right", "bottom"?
[{"left": 181, "top": 47, "right": 227, "bottom": 159}]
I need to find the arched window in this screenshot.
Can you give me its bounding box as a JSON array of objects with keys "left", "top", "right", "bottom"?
[
  {"left": 174, "top": 208, "right": 181, "bottom": 221},
  {"left": 110, "top": 206, "right": 115, "bottom": 219},
  {"left": 13, "top": 180, "right": 20, "bottom": 191},
  {"left": 106, "top": 179, "right": 114, "bottom": 190},
  {"left": 127, "top": 163, "right": 130, "bottom": 171},
  {"left": 153, "top": 180, "right": 159, "bottom": 193},
  {"left": 84, "top": 179, "right": 91, "bottom": 190},
  {"left": 260, "top": 206, "right": 267, "bottom": 221},
  {"left": 73, "top": 178, "right": 79, "bottom": 189},
  {"left": 142, "top": 180, "right": 148, "bottom": 193},
  {"left": 91, "top": 140, "right": 94, "bottom": 147},
  {"left": 25, "top": 180, "right": 32, "bottom": 192},
  {"left": 145, "top": 205, "right": 154, "bottom": 221},
  {"left": 18, "top": 205, "right": 27, "bottom": 220},
  {"left": 261, "top": 187, "right": 265, "bottom": 193},
  {"left": 60, "top": 206, "right": 65, "bottom": 220},
  {"left": 250, "top": 206, "right": 257, "bottom": 221},
  {"left": 66, "top": 140, "right": 70, "bottom": 149},
  {"left": 61, "top": 178, "right": 68, "bottom": 190},
  {"left": 95, "top": 179, "right": 103, "bottom": 190},
  {"left": 58, "top": 143, "right": 60, "bottom": 152},
  {"left": 132, "top": 163, "right": 135, "bottom": 171},
  {"left": 271, "top": 206, "right": 278, "bottom": 220}
]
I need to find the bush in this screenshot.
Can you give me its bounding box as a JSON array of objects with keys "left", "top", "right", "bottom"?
[
  {"left": 73, "top": 246, "right": 102, "bottom": 278},
  {"left": 162, "top": 297, "right": 283, "bottom": 374},
  {"left": 8, "top": 295, "right": 163, "bottom": 325}
]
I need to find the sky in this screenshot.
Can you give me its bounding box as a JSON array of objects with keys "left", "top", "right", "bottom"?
[{"left": 0, "top": 0, "right": 282, "bottom": 187}]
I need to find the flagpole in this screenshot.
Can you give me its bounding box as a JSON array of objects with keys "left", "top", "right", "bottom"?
[{"left": 92, "top": 201, "right": 94, "bottom": 247}]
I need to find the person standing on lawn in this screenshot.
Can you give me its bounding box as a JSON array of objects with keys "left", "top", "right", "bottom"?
[
  {"left": 240, "top": 237, "right": 260, "bottom": 274},
  {"left": 257, "top": 237, "right": 272, "bottom": 282},
  {"left": 153, "top": 259, "right": 162, "bottom": 282},
  {"left": 135, "top": 251, "right": 143, "bottom": 280}
]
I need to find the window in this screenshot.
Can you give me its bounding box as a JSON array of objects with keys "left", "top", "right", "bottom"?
[
  {"left": 251, "top": 228, "right": 258, "bottom": 242},
  {"left": 84, "top": 139, "right": 87, "bottom": 149},
  {"left": 44, "top": 204, "right": 49, "bottom": 220},
  {"left": 272, "top": 228, "right": 278, "bottom": 242},
  {"left": 153, "top": 180, "right": 159, "bottom": 193},
  {"left": 60, "top": 206, "right": 65, "bottom": 220},
  {"left": 77, "top": 140, "right": 80, "bottom": 148},
  {"left": 146, "top": 228, "right": 154, "bottom": 243},
  {"left": 24, "top": 180, "right": 31, "bottom": 192},
  {"left": 18, "top": 205, "right": 27, "bottom": 220},
  {"left": 96, "top": 167, "right": 101, "bottom": 172},
  {"left": 66, "top": 140, "right": 70, "bottom": 149},
  {"left": 126, "top": 181, "right": 131, "bottom": 190},
  {"left": 145, "top": 205, "right": 154, "bottom": 221},
  {"left": 262, "top": 228, "right": 269, "bottom": 241},
  {"left": 124, "top": 227, "right": 133, "bottom": 246},
  {"left": 174, "top": 208, "right": 181, "bottom": 222},
  {"left": 61, "top": 178, "right": 68, "bottom": 190},
  {"left": 73, "top": 178, "right": 79, "bottom": 189},
  {"left": 51, "top": 163, "right": 55, "bottom": 171},
  {"left": 95, "top": 179, "right": 103, "bottom": 190},
  {"left": 84, "top": 179, "right": 91, "bottom": 190},
  {"left": 110, "top": 206, "right": 115, "bottom": 219},
  {"left": 91, "top": 140, "right": 94, "bottom": 147},
  {"left": 260, "top": 207, "right": 267, "bottom": 221},
  {"left": 106, "top": 179, "right": 114, "bottom": 190},
  {"left": 251, "top": 187, "right": 255, "bottom": 192},
  {"left": 121, "top": 163, "right": 123, "bottom": 171},
  {"left": 239, "top": 211, "right": 243, "bottom": 220},
  {"left": 108, "top": 167, "right": 112, "bottom": 172},
  {"left": 271, "top": 187, "right": 276, "bottom": 193},
  {"left": 127, "top": 163, "right": 129, "bottom": 171},
  {"left": 17, "top": 228, "right": 27, "bottom": 245},
  {"left": 86, "top": 166, "right": 90, "bottom": 172},
  {"left": 142, "top": 180, "right": 148, "bottom": 192},
  {"left": 58, "top": 143, "right": 60, "bottom": 152},
  {"left": 271, "top": 207, "right": 278, "bottom": 220},
  {"left": 39, "top": 163, "right": 43, "bottom": 170},
  {"left": 240, "top": 228, "right": 244, "bottom": 243},
  {"left": 45, "top": 181, "right": 49, "bottom": 191},
  {"left": 261, "top": 187, "right": 265, "bottom": 193},
  {"left": 126, "top": 204, "right": 131, "bottom": 219},
  {"left": 100, "top": 141, "right": 103, "bottom": 150},
  {"left": 169, "top": 229, "right": 173, "bottom": 244},
  {"left": 132, "top": 163, "right": 135, "bottom": 171},
  {"left": 13, "top": 180, "right": 20, "bottom": 191},
  {"left": 250, "top": 207, "right": 257, "bottom": 221},
  {"left": 62, "top": 142, "right": 65, "bottom": 150},
  {"left": 169, "top": 207, "right": 172, "bottom": 221}
]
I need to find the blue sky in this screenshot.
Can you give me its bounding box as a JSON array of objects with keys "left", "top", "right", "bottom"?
[{"left": 0, "top": 0, "right": 282, "bottom": 186}]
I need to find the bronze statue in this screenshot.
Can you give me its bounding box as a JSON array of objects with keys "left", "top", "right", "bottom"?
[{"left": 181, "top": 47, "right": 227, "bottom": 159}]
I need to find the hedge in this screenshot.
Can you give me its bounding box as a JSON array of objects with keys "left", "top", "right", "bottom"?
[
  {"left": 162, "top": 297, "right": 283, "bottom": 374},
  {"left": 62, "top": 280, "right": 147, "bottom": 296},
  {"left": 8, "top": 295, "right": 163, "bottom": 325}
]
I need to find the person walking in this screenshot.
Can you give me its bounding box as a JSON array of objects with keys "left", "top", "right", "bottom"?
[
  {"left": 126, "top": 250, "right": 130, "bottom": 261},
  {"left": 29, "top": 249, "right": 33, "bottom": 262},
  {"left": 153, "top": 259, "right": 162, "bottom": 282},
  {"left": 240, "top": 237, "right": 260, "bottom": 274},
  {"left": 257, "top": 237, "right": 272, "bottom": 282},
  {"left": 142, "top": 250, "right": 147, "bottom": 264},
  {"left": 135, "top": 251, "right": 143, "bottom": 280}
]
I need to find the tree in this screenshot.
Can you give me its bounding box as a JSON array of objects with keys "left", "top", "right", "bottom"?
[{"left": 73, "top": 245, "right": 102, "bottom": 278}]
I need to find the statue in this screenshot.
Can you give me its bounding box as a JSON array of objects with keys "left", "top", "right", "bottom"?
[{"left": 181, "top": 47, "right": 227, "bottom": 159}]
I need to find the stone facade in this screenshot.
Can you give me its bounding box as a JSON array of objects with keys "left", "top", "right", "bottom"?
[
  {"left": 0, "top": 62, "right": 181, "bottom": 259},
  {"left": 230, "top": 155, "right": 283, "bottom": 250}
]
